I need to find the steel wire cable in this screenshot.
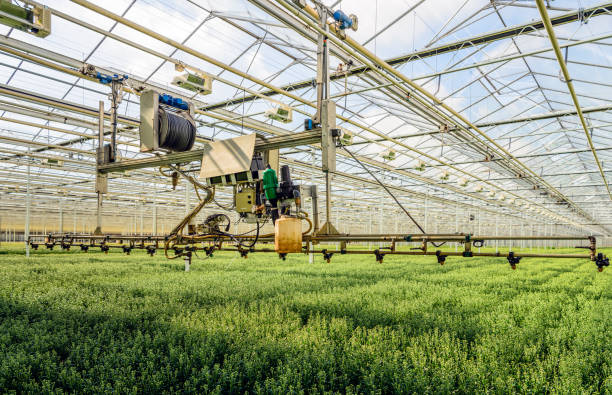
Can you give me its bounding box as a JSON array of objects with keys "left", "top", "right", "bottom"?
[{"left": 340, "top": 143, "right": 446, "bottom": 247}]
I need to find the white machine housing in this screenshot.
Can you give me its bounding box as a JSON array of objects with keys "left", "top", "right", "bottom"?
[
  {"left": 172, "top": 72, "right": 212, "bottom": 95},
  {"left": 265, "top": 104, "right": 293, "bottom": 123}
]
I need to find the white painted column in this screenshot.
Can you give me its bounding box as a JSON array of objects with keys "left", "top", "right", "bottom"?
[
  {"left": 153, "top": 183, "right": 158, "bottom": 235},
  {"left": 495, "top": 215, "right": 499, "bottom": 253},
  {"left": 25, "top": 148, "right": 31, "bottom": 257},
  {"left": 73, "top": 203, "right": 77, "bottom": 234},
  {"left": 378, "top": 199, "right": 383, "bottom": 248},
  {"left": 140, "top": 201, "right": 144, "bottom": 235},
  {"left": 455, "top": 202, "right": 459, "bottom": 252},
  {"left": 424, "top": 196, "right": 428, "bottom": 233},
  {"left": 184, "top": 184, "right": 190, "bottom": 235},
  {"left": 368, "top": 208, "right": 373, "bottom": 249},
  {"left": 477, "top": 209, "right": 481, "bottom": 253},
  {"left": 59, "top": 196, "right": 64, "bottom": 234}
]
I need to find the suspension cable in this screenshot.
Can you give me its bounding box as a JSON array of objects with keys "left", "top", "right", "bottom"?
[{"left": 340, "top": 144, "right": 446, "bottom": 247}]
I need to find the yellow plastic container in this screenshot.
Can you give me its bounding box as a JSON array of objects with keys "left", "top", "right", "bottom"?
[{"left": 274, "top": 216, "right": 302, "bottom": 253}]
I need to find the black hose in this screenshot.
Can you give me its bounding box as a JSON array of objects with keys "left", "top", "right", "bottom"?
[
  {"left": 219, "top": 220, "right": 261, "bottom": 249},
  {"left": 158, "top": 109, "right": 196, "bottom": 152}
]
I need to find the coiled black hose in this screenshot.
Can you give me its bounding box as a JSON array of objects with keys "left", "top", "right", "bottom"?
[{"left": 158, "top": 108, "right": 196, "bottom": 152}]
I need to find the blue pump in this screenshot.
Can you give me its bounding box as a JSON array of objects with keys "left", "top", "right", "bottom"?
[{"left": 333, "top": 10, "right": 354, "bottom": 30}]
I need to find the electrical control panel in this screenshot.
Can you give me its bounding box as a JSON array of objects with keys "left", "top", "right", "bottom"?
[{"left": 235, "top": 187, "right": 256, "bottom": 214}]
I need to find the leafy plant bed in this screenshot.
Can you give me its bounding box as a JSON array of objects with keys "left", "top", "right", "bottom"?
[{"left": 0, "top": 244, "right": 610, "bottom": 393}]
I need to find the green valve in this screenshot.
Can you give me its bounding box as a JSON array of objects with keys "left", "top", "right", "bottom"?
[
  {"left": 404, "top": 235, "right": 412, "bottom": 242},
  {"left": 262, "top": 167, "right": 278, "bottom": 200},
  {"left": 465, "top": 235, "right": 471, "bottom": 242}
]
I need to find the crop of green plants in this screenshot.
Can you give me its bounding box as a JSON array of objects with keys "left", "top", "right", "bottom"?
[{"left": 0, "top": 243, "right": 610, "bottom": 394}]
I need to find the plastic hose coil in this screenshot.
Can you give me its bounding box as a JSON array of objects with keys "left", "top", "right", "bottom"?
[{"left": 158, "top": 108, "right": 196, "bottom": 152}]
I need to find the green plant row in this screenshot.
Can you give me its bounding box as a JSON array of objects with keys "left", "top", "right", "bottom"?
[{"left": 0, "top": 245, "right": 610, "bottom": 394}]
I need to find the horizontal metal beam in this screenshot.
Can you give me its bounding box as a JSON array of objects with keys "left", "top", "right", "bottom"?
[
  {"left": 413, "top": 146, "right": 612, "bottom": 168},
  {"left": 97, "top": 129, "right": 322, "bottom": 174},
  {"left": 0, "top": 83, "right": 139, "bottom": 126},
  {"left": 350, "top": 104, "right": 612, "bottom": 145}
]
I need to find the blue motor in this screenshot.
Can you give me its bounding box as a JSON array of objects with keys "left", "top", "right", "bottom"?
[
  {"left": 96, "top": 72, "right": 128, "bottom": 85},
  {"left": 304, "top": 118, "right": 320, "bottom": 131},
  {"left": 333, "top": 10, "right": 358, "bottom": 31},
  {"left": 159, "top": 93, "right": 189, "bottom": 111}
]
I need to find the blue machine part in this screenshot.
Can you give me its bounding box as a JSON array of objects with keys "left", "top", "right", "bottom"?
[
  {"left": 159, "top": 94, "right": 189, "bottom": 111},
  {"left": 95, "top": 72, "right": 128, "bottom": 85},
  {"left": 304, "top": 118, "right": 314, "bottom": 130},
  {"left": 333, "top": 10, "right": 353, "bottom": 30}
]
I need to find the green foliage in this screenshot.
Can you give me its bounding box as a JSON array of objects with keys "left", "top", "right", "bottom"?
[{"left": 0, "top": 244, "right": 610, "bottom": 393}]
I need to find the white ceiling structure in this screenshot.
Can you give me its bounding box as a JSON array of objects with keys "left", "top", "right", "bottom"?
[{"left": 0, "top": 0, "right": 611, "bottom": 239}]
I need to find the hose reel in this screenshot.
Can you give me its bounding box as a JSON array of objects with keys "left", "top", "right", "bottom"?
[
  {"left": 157, "top": 107, "right": 196, "bottom": 152},
  {"left": 139, "top": 89, "right": 197, "bottom": 153}
]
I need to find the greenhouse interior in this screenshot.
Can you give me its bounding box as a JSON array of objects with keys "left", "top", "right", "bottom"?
[{"left": 0, "top": 0, "right": 610, "bottom": 393}]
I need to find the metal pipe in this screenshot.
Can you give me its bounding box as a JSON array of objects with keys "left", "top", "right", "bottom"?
[
  {"left": 59, "top": 196, "right": 64, "bottom": 234},
  {"left": 0, "top": 116, "right": 136, "bottom": 149},
  {"left": 153, "top": 183, "right": 158, "bottom": 235},
  {"left": 35, "top": 232, "right": 593, "bottom": 243},
  {"left": 98, "top": 100, "right": 104, "bottom": 161},
  {"left": 0, "top": 83, "right": 138, "bottom": 126},
  {"left": 0, "top": 134, "right": 93, "bottom": 155},
  {"left": 535, "top": 0, "right": 611, "bottom": 201},
  {"left": 94, "top": 101, "right": 105, "bottom": 235}
]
